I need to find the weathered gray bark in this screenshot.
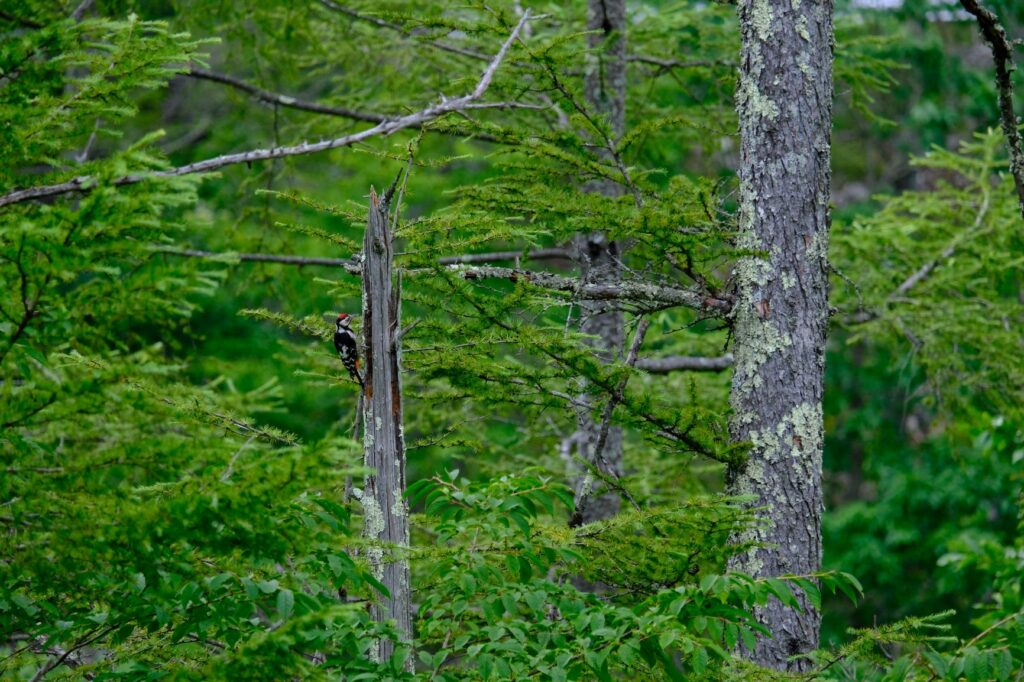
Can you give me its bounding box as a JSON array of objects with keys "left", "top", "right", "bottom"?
[
  {"left": 725, "top": 0, "right": 834, "bottom": 670},
  {"left": 359, "top": 188, "right": 412, "bottom": 665},
  {"left": 568, "top": 0, "right": 628, "bottom": 525}
]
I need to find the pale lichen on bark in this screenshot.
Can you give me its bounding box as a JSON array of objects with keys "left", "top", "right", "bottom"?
[
  {"left": 360, "top": 190, "right": 413, "bottom": 667},
  {"left": 727, "top": 0, "right": 833, "bottom": 670}
]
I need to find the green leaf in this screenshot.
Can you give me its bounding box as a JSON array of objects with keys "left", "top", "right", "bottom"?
[{"left": 276, "top": 588, "right": 294, "bottom": 620}]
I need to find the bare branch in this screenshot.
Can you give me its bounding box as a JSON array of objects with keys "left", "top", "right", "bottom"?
[
  {"left": 437, "top": 247, "right": 571, "bottom": 264},
  {"left": 452, "top": 264, "right": 728, "bottom": 312},
  {"left": 635, "top": 353, "right": 734, "bottom": 373},
  {"left": 0, "top": 12, "right": 534, "bottom": 210},
  {"left": 959, "top": 0, "right": 1024, "bottom": 219},
  {"left": 159, "top": 248, "right": 725, "bottom": 312},
  {"left": 185, "top": 68, "right": 515, "bottom": 142},
  {"left": 164, "top": 248, "right": 361, "bottom": 272},
  {"left": 160, "top": 246, "right": 571, "bottom": 268},
  {"left": 627, "top": 55, "right": 736, "bottom": 70}
]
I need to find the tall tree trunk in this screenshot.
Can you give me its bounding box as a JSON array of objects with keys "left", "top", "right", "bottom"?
[
  {"left": 726, "top": 0, "right": 834, "bottom": 670},
  {"left": 359, "top": 188, "right": 412, "bottom": 666},
  {"left": 569, "top": 0, "right": 627, "bottom": 525}
]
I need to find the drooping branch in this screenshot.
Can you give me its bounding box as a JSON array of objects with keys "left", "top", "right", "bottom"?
[
  {"left": 0, "top": 11, "right": 533, "bottom": 210},
  {"left": 635, "top": 353, "right": 734, "bottom": 373},
  {"left": 959, "top": 0, "right": 1024, "bottom": 219},
  {"left": 159, "top": 248, "right": 728, "bottom": 313}
]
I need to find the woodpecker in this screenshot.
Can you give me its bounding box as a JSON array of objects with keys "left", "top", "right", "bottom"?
[{"left": 334, "top": 312, "right": 363, "bottom": 389}]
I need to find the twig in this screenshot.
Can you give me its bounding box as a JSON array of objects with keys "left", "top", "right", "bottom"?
[
  {"left": 220, "top": 434, "right": 256, "bottom": 483},
  {"left": 0, "top": 12, "right": 534, "bottom": 209},
  {"left": 185, "top": 68, "right": 504, "bottom": 143},
  {"left": 893, "top": 185, "right": 992, "bottom": 298},
  {"left": 848, "top": 182, "right": 994, "bottom": 325},
  {"left": 635, "top": 353, "right": 734, "bottom": 373},
  {"left": 959, "top": 0, "right": 1024, "bottom": 219},
  {"left": 69, "top": 0, "right": 95, "bottom": 21},
  {"left": 187, "top": 68, "right": 395, "bottom": 123},
  {"left": 570, "top": 318, "right": 649, "bottom": 527},
  {"left": 517, "top": 39, "right": 644, "bottom": 209},
  {"left": 627, "top": 55, "right": 736, "bottom": 70},
  {"left": 29, "top": 625, "right": 115, "bottom": 682},
  {"left": 0, "top": 9, "right": 44, "bottom": 28},
  {"left": 318, "top": 0, "right": 491, "bottom": 62},
  {"left": 437, "top": 247, "right": 571, "bottom": 264}
]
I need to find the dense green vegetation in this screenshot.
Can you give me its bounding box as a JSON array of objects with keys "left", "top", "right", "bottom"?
[{"left": 1, "top": 0, "right": 1022, "bottom": 679}]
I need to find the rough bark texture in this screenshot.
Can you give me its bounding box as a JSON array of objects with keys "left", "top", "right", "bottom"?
[
  {"left": 726, "top": 0, "right": 834, "bottom": 670},
  {"left": 568, "top": 0, "right": 628, "bottom": 525},
  {"left": 360, "top": 189, "right": 411, "bottom": 665},
  {"left": 958, "top": 0, "right": 1024, "bottom": 220}
]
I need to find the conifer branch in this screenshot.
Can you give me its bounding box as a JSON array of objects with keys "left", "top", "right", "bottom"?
[
  {"left": 959, "top": 0, "right": 1024, "bottom": 219},
  {"left": 0, "top": 12, "right": 534, "bottom": 210},
  {"left": 449, "top": 283, "right": 730, "bottom": 461},
  {"left": 437, "top": 247, "right": 572, "bottom": 264},
  {"left": 635, "top": 354, "right": 734, "bottom": 373},
  {"left": 849, "top": 184, "right": 993, "bottom": 324},
  {"left": 160, "top": 248, "right": 724, "bottom": 311},
  {"left": 519, "top": 40, "right": 644, "bottom": 208},
  {"left": 570, "top": 318, "right": 649, "bottom": 527},
  {"left": 452, "top": 265, "right": 726, "bottom": 312}
]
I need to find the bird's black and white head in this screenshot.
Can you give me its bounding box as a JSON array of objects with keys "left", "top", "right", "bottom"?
[{"left": 336, "top": 312, "right": 352, "bottom": 332}]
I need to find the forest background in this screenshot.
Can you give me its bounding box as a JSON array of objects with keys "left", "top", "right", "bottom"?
[{"left": 1, "top": 0, "right": 1023, "bottom": 679}]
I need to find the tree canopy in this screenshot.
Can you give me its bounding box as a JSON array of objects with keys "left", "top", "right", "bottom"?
[{"left": 1, "top": 0, "right": 1022, "bottom": 680}]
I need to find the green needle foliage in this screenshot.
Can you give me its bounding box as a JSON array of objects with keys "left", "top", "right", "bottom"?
[{"left": 2, "top": 0, "right": 1022, "bottom": 680}]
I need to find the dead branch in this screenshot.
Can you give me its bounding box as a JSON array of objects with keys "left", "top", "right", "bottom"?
[
  {"left": 959, "top": 0, "right": 1024, "bottom": 218},
  {"left": 635, "top": 353, "right": 734, "bottom": 373},
  {"left": 0, "top": 11, "right": 534, "bottom": 210},
  {"left": 185, "top": 68, "right": 508, "bottom": 143}
]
